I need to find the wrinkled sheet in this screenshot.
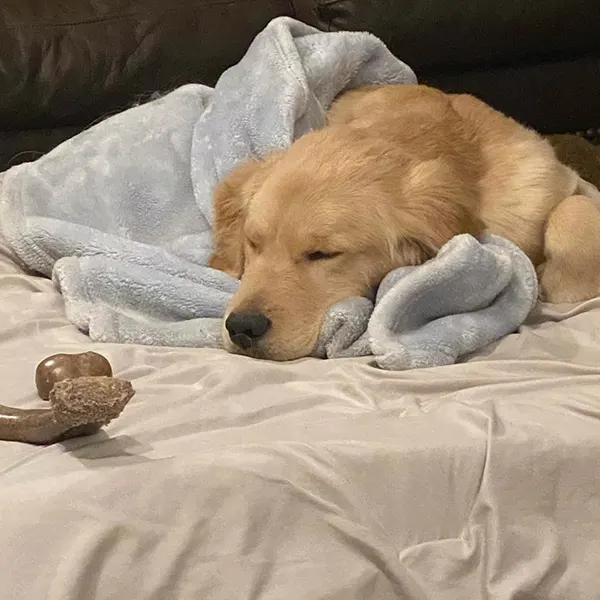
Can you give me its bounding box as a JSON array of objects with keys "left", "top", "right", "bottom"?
[{"left": 1, "top": 242, "right": 600, "bottom": 600}]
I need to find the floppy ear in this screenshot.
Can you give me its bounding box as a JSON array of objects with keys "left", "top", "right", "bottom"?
[
  {"left": 209, "top": 152, "right": 282, "bottom": 278},
  {"left": 387, "top": 160, "right": 484, "bottom": 266},
  {"left": 209, "top": 160, "right": 259, "bottom": 278},
  {"left": 391, "top": 204, "right": 483, "bottom": 265}
]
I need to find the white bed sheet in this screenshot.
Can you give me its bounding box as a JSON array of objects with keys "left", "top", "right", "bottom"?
[{"left": 1, "top": 241, "right": 600, "bottom": 600}]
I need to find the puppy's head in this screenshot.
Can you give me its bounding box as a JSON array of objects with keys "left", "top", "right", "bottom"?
[{"left": 210, "top": 126, "right": 481, "bottom": 360}]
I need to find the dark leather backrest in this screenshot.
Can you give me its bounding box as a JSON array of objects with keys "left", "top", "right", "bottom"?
[
  {"left": 318, "top": 0, "right": 600, "bottom": 73},
  {"left": 1, "top": 0, "right": 598, "bottom": 170},
  {"left": 0, "top": 0, "right": 320, "bottom": 131}
]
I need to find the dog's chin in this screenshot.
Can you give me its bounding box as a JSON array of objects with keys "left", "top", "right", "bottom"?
[
  {"left": 222, "top": 338, "right": 268, "bottom": 360},
  {"left": 222, "top": 341, "right": 317, "bottom": 361},
  {"left": 221, "top": 331, "right": 318, "bottom": 361}
]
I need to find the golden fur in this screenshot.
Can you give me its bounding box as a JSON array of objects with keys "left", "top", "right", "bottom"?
[{"left": 209, "top": 84, "right": 599, "bottom": 360}]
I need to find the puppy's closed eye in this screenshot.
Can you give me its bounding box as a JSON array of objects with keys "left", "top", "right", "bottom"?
[{"left": 304, "top": 251, "right": 343, "bottom": 262}]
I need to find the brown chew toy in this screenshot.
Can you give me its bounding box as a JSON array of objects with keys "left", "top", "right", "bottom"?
[
  {"left": 35, "top": 351, "right": 113, "bottom": 400},
  {"left": 0, "top": 352, "right": 135, "bottom": 445}
]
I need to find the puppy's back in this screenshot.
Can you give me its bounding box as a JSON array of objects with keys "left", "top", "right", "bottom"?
[
  {"left": 449, "top": 92, "right": 579, "bottom": 264},
  {"left": 328, "top": 84, "right": 482, "bottom": 185}
]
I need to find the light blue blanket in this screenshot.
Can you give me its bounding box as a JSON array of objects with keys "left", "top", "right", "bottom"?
[{"left": 0, "top": 17, "right": 538, "bottom": 369}]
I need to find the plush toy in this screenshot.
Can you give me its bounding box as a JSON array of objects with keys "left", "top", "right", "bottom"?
[{"left": 0, "top": 352, "right": 134, "bottom": 445}]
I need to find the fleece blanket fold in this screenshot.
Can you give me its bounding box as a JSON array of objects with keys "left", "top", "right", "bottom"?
[
  {"left": 0, "top": 17, "right": 537, "bottom": 370},
  {"left": 316, "top": 234, "right": 538, "bottom": 369}
]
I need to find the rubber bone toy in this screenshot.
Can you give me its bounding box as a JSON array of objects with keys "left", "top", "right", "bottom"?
[{"left": 0, "top": 352, "right": 134, "bottom": 445}]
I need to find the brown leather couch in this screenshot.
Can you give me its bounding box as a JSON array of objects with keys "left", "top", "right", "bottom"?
[{"left": 1, "top": 0, "right": 599, "bottom": 171}]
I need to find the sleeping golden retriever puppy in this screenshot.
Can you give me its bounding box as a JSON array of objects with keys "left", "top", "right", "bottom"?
[{"left": 209, "top": 84, "right": 600, "bottom": 360}]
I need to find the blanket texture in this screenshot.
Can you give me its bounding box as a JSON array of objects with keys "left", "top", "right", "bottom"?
[
  {"left": 0, "top": 17, "right": 538, "bottom": 369},
  {"left": 316, "top": 234, "right": 538, "bottom": 369}
]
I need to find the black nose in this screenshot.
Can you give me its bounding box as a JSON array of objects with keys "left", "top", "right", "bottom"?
[{"left": 225, "top": 311, "right": 272, "bottom": 349}]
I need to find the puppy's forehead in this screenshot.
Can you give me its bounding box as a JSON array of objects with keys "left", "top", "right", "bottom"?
[
  {"left": 249, "top": 202, "right": 376, "bottom": 257},
  {"left": 245, "top": 172, "right": 314, "bottom": 233},
  {"left": 245, "top": 152, "right": 385, "bottom": 246},
  {"left": 250, "top": 181, "right": 348, "bottom": 225}
]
